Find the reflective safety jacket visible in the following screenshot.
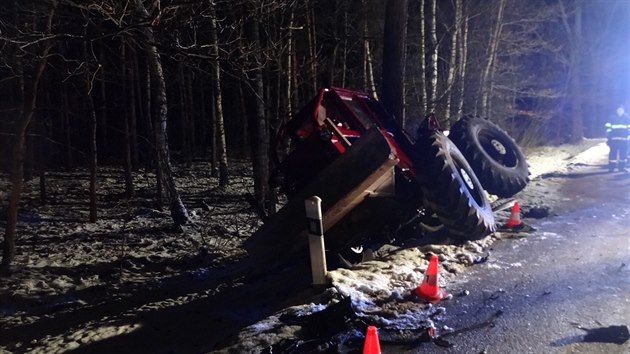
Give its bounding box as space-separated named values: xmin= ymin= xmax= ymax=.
xmin=605 ymin=113 xmax=630 ymax=141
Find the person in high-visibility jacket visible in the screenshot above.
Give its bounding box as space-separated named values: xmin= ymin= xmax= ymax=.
xmin=605 ymin=105 xmax=630 ymax=172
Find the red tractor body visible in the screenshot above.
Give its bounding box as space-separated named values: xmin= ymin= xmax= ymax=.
xmin=275 ymin=87 xmax=415 ymax=196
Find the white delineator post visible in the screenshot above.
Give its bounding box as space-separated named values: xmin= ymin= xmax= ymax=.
xmin=305 ymin=196 xmax=327 ymax=286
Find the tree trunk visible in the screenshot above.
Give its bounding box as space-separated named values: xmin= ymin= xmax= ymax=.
xmin=341 ymin=7 xmax=348 ymax=87
xmin=62 ymin=80 xmax=72 ymax=170
xmin=129 ymin=46 xmax=139 ymax=169
xmin=177 ymin=61 xmax=191 ymax=167
xmin=328 ymin=2 xmax=339 ymax=87
xmin=89 ymin=108 xmax=98 ymax=223
xmin=559 ymin=0 xmax=584 ymax=142
xmin=144 ymin=58 xmax=162 ymax=206
xmin=306 ymin=0 xmax=318 ymax=96
xmin=58 ymin=43 xmax=72 ymax=170
xmin=246 ymin=17 xmax=271 ymax=214
xmin=98 ymin=42 xmax=108 ymax=161
xmin=186 ymin=70 xmax=196 ymax=158
xmin=154 ymin=108 xmax=164 ymax=208
xmin=209 ymin=78 xmax=218 ymax=177
xmin=429 ymin=0 xmax=438 ymax=113
xmin=209 ymin=2 xmax=229 ymax=187
xmin=238 ymin=82 xmax=248 ymax=159
xmin=40 ymin=90 xmax=52 ymax=203
xmin=480 ymin=0 xmax=506 ymax=117
xmin=590 ymin=51 xmax=605 ymax=137
xmin=199 ymin=79 xmax=208 ymax=156
xmin=121 ymin=40 xmax=134 ymax=198
xmin=133 ymin=0 xmax=188 ymax=226
xmin=419 ymin=0 xmax=428 ymax=113
xmin=457 ymin=2 xmax=469 ymax=119
xmin=362 ymin=0 xmax=378 ymax=99
xmin=381 ymin=0 xmax=408 ymax=124
xmin=286 ymin=8 xmax=295 ymax=118
xmin=2 ymin=1 xmax=57 ymax=271
xmin=135 ymin=47 xmax=146 ymax=168
xmin=271 ymin=64 xmax=280 ymax=137
xmin=445 ymin=0 xmax=461 ymax=127
xmin=83 ymin=41 xmax=98 ymax=223
xmin=267 ymin=59 xmax=278 ymax=216
xmin=291 ymin=46 xmax=300 ymax=113
xmin=144 ymin=59 xmax=154 ymax=171
xmin=24 ymin=127 xmax=34 ymax=181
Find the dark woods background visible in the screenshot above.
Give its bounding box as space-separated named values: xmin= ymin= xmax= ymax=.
xmin=0 ymin=0 xmax=629 ymax=266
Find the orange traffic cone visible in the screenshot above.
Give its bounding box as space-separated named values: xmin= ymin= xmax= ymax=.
xmin=504 ymin=201 xmax=522 ymax=228
xmin=363 ymin=325 xmax=381 ymax=354
xmin=415 ymin=255 xmax=447 ymax=303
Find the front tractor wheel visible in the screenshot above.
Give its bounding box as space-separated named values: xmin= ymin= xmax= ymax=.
xmin=414 ymin=131 xmax=495 ymax=242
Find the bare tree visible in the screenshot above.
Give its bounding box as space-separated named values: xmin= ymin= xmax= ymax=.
xmin=286 ymin=7 xmax=296 ymax=117
xmin=61 ymin=73 xmax=72 ymax=170
xmin=480 ymin=0 xmax=506 ymax=117
xmin=362 ymin=0 xmax=378 ymax=99
xmin=381 ymin=0 xmax=408 ymax=124
xmin=98 ymin=41 xmax=109 ymax=160
xmin=445 ymin=0 xmax=462 ymax=126
xmin=82 ymin=37 xmax=99 ymax=223
xmin=245 ymin=11 xmax=271 ymax=215
xmin=132 ymin=0 xmax=189 ymax=226
xmin=144 ymin=60 xmax=164 ymax=207
xmin=209 ymin=2 xmax=229 ymax=187
xmin=429 ymin=0 xmax=438 ymax=113
xmin=177 ymin=61 xmax=192 ymax=167
xmin=2 ymin=1 xmax=58 ymax=272
xmin=558 ymin=0 xmax=584 ymax=142
xmin=129 ymin=45 xmax=140 ymax=169
xmin=306 ymin=0 xmax=318 ymax=97
xmin=418 ymin=0 xmax=428 ymax=113
xmin=121 ymin=39 xmax=134 ymax=198
xmin=456 ymin=0 xmax=469 ymax=119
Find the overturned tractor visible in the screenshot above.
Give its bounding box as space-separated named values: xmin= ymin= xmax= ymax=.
xmin=245 ymin=87 xmax=529 ymax=262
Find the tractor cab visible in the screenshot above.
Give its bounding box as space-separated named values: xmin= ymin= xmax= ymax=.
xmin=274 ymin=87 xmax=415 ymax=196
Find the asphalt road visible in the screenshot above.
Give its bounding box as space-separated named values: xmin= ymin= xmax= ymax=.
xmin=391 ymin=160 xmax=630 ymax=353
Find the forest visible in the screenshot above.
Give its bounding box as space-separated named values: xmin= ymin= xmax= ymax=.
xmin=0 ymin=0 xmax=629 ymax=271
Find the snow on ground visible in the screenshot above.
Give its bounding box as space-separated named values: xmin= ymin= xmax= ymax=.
xmin=215 ymin=138 xmax=609 ymax=353
xmin=524 ymin=138 xmax=607 ymax=178
xmin=0 ymin=139 xmax=608 ymax=354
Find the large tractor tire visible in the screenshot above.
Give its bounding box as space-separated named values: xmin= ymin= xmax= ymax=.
xmin=413 ymin=131 xmax=495 ymax=241
xmin=449 ymin=115 xmax=529 ymax=198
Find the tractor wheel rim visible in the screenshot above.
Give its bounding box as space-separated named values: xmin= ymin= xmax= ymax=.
xmin=490 ymin=139 xmax=507 ymax=155
xmin=460 ymin=168 xmax=475 ymax=190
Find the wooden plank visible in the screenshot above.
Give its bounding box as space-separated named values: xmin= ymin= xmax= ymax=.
xmin=244 ymin=128 xmax=397 ymax=262
xmin=321 ymin=160 xmax=397 ymax=230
